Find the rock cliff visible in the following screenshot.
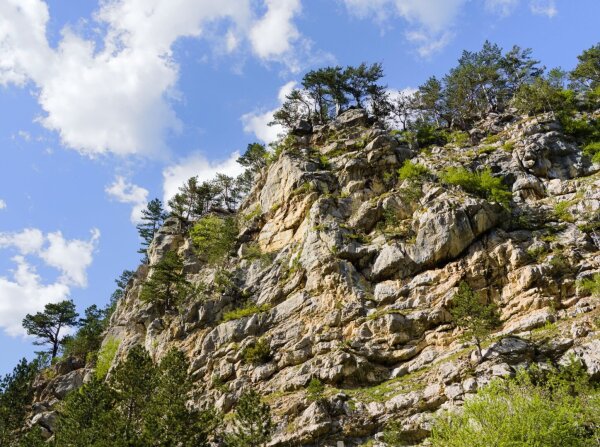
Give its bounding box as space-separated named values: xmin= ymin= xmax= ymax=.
xmin=32 ymin=108 xmax=600 ymax=445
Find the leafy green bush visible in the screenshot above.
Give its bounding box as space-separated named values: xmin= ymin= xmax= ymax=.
xmin=440 ymin=167 xmax=511 ymax=207
xmin=222 ymin=303 xmax=271 ymax=322
xmin=241 ymin=338 xmax=271 ymax=365
xmin=306 ymin=378 xmax=325 ymax=401
xmin=430 ymin=363 xmax=600 ymax=447
xmin=190 ymin=215 xmax=238 ymax=264
xmin=448 ymin=131 xmax=470 ymax=147
xmin=583 ymin=141 xmax=600 ymax=163
xmin=397 ymin=160 xmax=430 ymax=182
xmin=553 ymin=200 xmax=576 ymax=222
xmin=414 ymin=123 xmax=448 ymax=148
xmin=579 ymin=273 xmax=600 ymax=297
xmin=95 ymin=338 xmax=120 ymax=379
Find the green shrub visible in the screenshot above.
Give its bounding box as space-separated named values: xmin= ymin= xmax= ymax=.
xmin=440 ymin=167 xmax=511 ymax=207
xmin=553 ymin=200 xmax=576 ymax=223
xmin=430 ymin=365 xmax=600 ymax=447
xmin=95 ymin=338 xmax=120 ymax=379
xmin=482 ymin=134 xmax=501 ymax=144
xmin=306 ymin=378 xmax=325 ymax=401
xmin=242 ymin=338 xmax=271 ymax=365
xmin=413 ymin=123 xmax=447 ymax=148
xmin=583 ymin=141 xmax=600 ymax=163
xmin=397 ymin=160 xmax=430 ymax=182
xmin=579 ymin=273 xmax=600 ymax=297
xmin=242 ymin=206 xmax=262 ymax=223
xmin=190 ymin=215 xmax=238 ymax=264
xmin=559 ymin=114 xmax=600 ymax=142
xmin=448 ymin=131 xmax=470 ymax=147
xmin=222 ymin=302 xmax=271 ymax=322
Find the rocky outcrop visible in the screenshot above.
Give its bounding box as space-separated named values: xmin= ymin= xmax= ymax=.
xmin=30 ymin=109 xmax=600 ymax=445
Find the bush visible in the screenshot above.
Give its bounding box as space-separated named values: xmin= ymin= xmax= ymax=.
xmin=242 ymin=338 xmax=271 ymax=365
xmin=583 ymin=141 xmax=600 ymax=163
xmin=95 ymin=338 xmax=120 ymax=379
xmin=553 ymin=200 xmax=576 ymax=222
xmin=430 ymin=364 xmax=600 ymax=447
xmin=413 ymin=122 xmax=447 ymax=148
xmin=190 ymin=215 xmax=238 ymax=264
xmin=580 ymin=273 xmax=600 ymax=297
xmin=306 ymin=378 xmax=325 ymax=401
xmin=397 ymin=160 xmax=430 ymax=182
xmin=440 ymin=167 xmax=512 ymax=207
xmin=448 ymin=131 xmax=470 ymax=147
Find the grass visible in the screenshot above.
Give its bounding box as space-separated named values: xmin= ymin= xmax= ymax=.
xmin=398 ymin=160 xmax=430 ymax=182
xmin=579 ymin=273 xmax=600 ymax=297
xmin=553 ymin=200 xmax=576 ymax=223
xmin=344 ymin=367 xmax=429 ymax=403
xmin=241 ymin=337 xmax=271 ymax=364
xmin=95 ymin=337 xmax=120 ymax=379
xmin=222 ymin=303 xmax=271 ymax=322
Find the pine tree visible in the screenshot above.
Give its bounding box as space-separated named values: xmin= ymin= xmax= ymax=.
xmin=143 ymin=349 xmax=218 ymax=447
xmin=449 ymin=282 xmax=501 ymax=360
xmin=570 ymin=43 xmax=600 ymax=91
xmin=0 ymin=359 xmax=40 ymax=446
xmin=54 ymin=378 xmax=123 ymax=447
xmin=61 ymin=304 xmax=106 ymax=358
xmin=136 ymin=198 xmax=167 ymax=259
xmin=22 ymin=300 xmax=79 ymax=359
xmin=225 ymin=389 xmax=273 ymax=447
xmin=139 ymin=251 xmax=193 ymax=310
xmin=109 ymin=346 xmax=157 ymax=446
xmin=237 ymin=143 xmax=267 ymax=173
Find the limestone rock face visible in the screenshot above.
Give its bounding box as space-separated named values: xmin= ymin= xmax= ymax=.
xmin=30 ymin=109 xmax=600 ymax=445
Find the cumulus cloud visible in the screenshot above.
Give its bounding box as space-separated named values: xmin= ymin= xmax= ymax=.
xmin=249 ymin=0 xmax=302 ymax=60
xmin=530 ymin=0 xmax=557 ymax=18
xmin=241 ymin=81 xmax=297 ymax=144
xmin=0 ymin=228 xmax=99 ymax=336
xmin=340 ymin=0 xmax=466 ymax=56
xmin=0 ymin=199 xmax=6 ymax=210
xmin=0 ymin=0 xmax=305 ymax=157
xmin=162 ymin=152 xmax=245 ymax=205
xmin=105 ymin=176 xmax=150 ymax=224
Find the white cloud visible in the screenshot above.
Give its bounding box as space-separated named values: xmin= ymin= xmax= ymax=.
xmin=341 ymin=0 xmax=466 ymax=56
xmin=530 ymin=0 xmax=557 ymax=18
xmin=106 ymin=176 xmax=150 ymax=224
xmin=249 ymin=0 xmax=302 ymax=60
xmin=0 ymin=228 xmax=99 ymax=336
xmin=162 ymin=152 xmax=244 ymax=205
xmin=0 ymin=0 xmax=305 ymax=157
xmin=242 ymin=81 xmax=297 ymax=144
xmin=485 ymin=0 xmax=519 ymax=17
xmin=0 ymin=199 xmax=6 ymax=210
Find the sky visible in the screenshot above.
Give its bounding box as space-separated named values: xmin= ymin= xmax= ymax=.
xmin=0 ymin=0 xmax=598 ymax=374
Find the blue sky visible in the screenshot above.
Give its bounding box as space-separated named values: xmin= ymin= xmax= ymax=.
xmin=0 ymin=0 xmax=598 ymax=374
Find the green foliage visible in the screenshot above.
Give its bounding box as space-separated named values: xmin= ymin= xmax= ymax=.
xmin=22 ymin=300 xmax=79 ymax=359
xmin=570 ymin=43 xmax=600 ymax=92
xmin=430 ymin=364 xmax=600 ymax=447
xmin=0 ymin=358 xmax=40 ymax=447
xmin=448 ymin=130 xmax=470 ymax=147
xmin=237 ymin=143 xmax=267 ymax=173
xmin=190 ymin=215 xmax=238 ymax=265
xmin=553 ymin=200 xmax=576 ymax=223
xmin=306 ymin=378 xmax=325 ymax=401
xmin=397 ymin=160 xmax=430 ymax=182
xmin=54 ymin=377 xmax=121 ymax=447
xmin=440 ymin=166 xmax=512 ymax=207
xmin=136 ymin=198 xmax=167 ymax=259
xmin=56 ymin=346 xmax=217 ymax=447
xmin=95 ymin=337 xmax=120 ymax=379
xmin=512 ymin=69 xmax=575 ymax=115
xmin=579 ymin=273 xmax=600 ymax=297
xmin=140 ymin=250 xmax=194 ymax=310
xmin=413 ymin=122 xmax=447 ymax=148
xmin=449 ymin=282 xmax=501 ymax=359
xmin=242 ymin=338 xmax=272 ymax=365
xmin=143 ymin=349 xmax=218 ymax=447
xmin=224 ymin=389 xmax=273 ymax=447
xmin=242 ymin=206 xmax=262 ymax=224
xmin=241 ymin=243 xmax=273 ymax=267
xmin=559 ymin=114 xmax=600 ymax=143
xmin=223 ymin=303 xmax=271 ymax=322
xmin=583 ymin=141 xmax=600 ymax=164
xmin=62 ymin=305 xmax=106 ymax=360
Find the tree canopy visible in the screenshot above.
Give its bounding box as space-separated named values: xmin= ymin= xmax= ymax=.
xmin=22 ymin=300 xmax=79 ymax=359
